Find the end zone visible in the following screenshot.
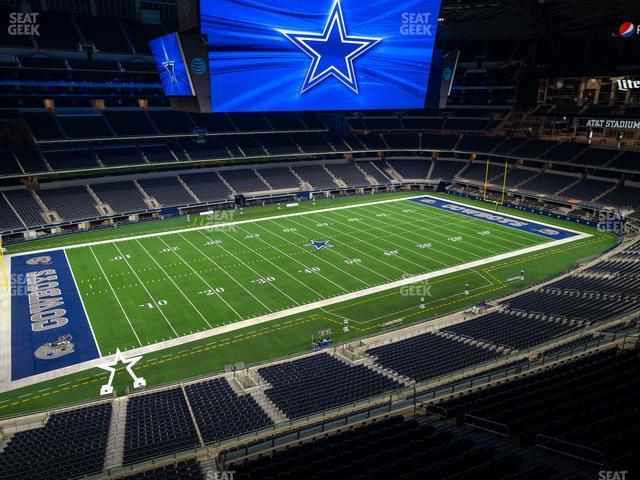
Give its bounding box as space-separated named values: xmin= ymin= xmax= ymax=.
xmin=8 ymin=250 xmax=100 ymax=381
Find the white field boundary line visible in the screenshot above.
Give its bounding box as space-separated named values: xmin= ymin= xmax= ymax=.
xmin=0 ymin=230 xmax=591 ymax=393
xmin=0 ymin=257 xmax=12 ymax=385
xmin=3 ymin=193 xmax=586 ymax=259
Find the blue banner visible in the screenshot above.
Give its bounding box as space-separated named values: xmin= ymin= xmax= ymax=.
xmin=410 ymin=196 xmax=581 ymax=240
xmin=10 ymin=250 xmax=100 ymax=380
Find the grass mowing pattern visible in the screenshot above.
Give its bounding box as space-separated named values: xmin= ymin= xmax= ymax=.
xmin=67 ymin=198 xmax=548 ymax=355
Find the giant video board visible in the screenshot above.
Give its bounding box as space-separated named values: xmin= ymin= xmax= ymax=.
xmin=200 ymin=0 xmax=442 ymax=112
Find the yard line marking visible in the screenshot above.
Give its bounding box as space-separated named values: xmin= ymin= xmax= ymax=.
xmin=112 ymin=242 xmax=179 ymax=338
xmin=197 ymin=229 xmax=300 ymax=305
xmin=176 ymin=233 xmax=273 ymax=312
xmin=252 ymin=221 xmax=368 ymax=289
xmin=153 ymin=236 xmax=243 ymax=321
xmin=328 ymin=208 xmax=458 ymax=268
xmin=64 ymin=250 xmax=103 ymax=357
xmin=7 ymin=195 xmax=428 ymax=258
xmin=228 ymin=225 xmax=328 ymax=298
xmin=136 ymin=239 xmax=213 ymax=330
xmin=284 ymin=216 xmax=397 ymax=281
xmin=2 ymin=229 xmax=592 ymax=393
xmin=88 ymin=247 xmax=143 ymax=348
xmin=383 ymin=202 xmax=534 ymax=249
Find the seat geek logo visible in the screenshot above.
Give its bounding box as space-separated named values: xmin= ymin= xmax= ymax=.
xmin=401 ymin=12 xmax=433 ymax=35
xmin=8 ymin=12 xmax=40 ymax=36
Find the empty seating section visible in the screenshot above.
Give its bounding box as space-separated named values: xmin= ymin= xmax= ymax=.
xmin=231 ymin=136 xmax=266 ymax=157
xmin=458 ymin=162 xmax=505 ymax=182
xmin=457 ymin=135 xmax=505 ymax=153
xmin=38 ymin=186 xmax=101 ymax=220
xmin=219 ymin=170 xmax=269 ymax=193
xmin=91 ymin=182 xmax=149 ymax=213
xmin=0 ymin=195 xmax=24 ymax=230
xmin=363 ymin=117 xmax=402 ymax=130
xmin=3 ymin=190 xmax=45 ymax=226
xmin=357 ymin=161 xmax=390 ymax=184
xmin=12 ymin=150 xmax=47 ymax=173
xmin=492 ymin=168 xmax=538 ymax=188
xmin=357 ymin=134 xmax=386 ymax=150
xmin=149 ymin=111 xmax=195 ymax=134
xmin=518 ymin=172 xmax=577 ymax=195
xmin=325 ymin=163 xmax=370 ymax=186
xmin=42 ymin=149 xmax=99 ymax=171
xmin=509 ymin=140 xmax=552 ymax=158
xmin=94 ymin=147 xmax=144 ymax=166
xmin=384 ymin=134 xmax=420 ymax=149
xmin=228 ymin=114 xmax=271 ymax=132
xmin=504 ymin=289 xmax=639 ymax=324
xmin=190 ymin=114 xmax=236 ymax=133
xmin=572 ymin=148 xmax=619 ymax=166
xmin=293 ymin=133 xmax=331 ymax=153
xmin=402 ymin=117 xmax=444 ymax=130
xmin=258 ymin=135 xmax=298 ymax=155
xmin=598 ymin=185 xmax=640 ymax=208
xmin=140 ymin=144 xmax=177 ymax=163
xmin=445 ymin=311 xmax=582 ymax=350
xmin=560 ymin=179 xmax=615 ymax=201
xmin=546 ymin=142 xmax=588 ymax=162
xmin=179 ymin=173 xmax=231 ymax=201
xmin=0 ymin=151 xmax=22 ymax=175
xmin=421 ymin=134 xmax=460 ymax=150
xmin=259 ymin=354 xmax=400 ymax=419
xmin=492 ymin=138 xmax=525 ymax=156
xmin=22 ymin=112 xmax=64 ymax=140
xmin=0 ymin=403 xmax=112 ymax=480
xmin=264 ymin=112 xmax=305 ymax=131
xmin=388 ymin=160 xmax=430 ymax=179
xmin=430 ymin=160 xmax=466 ymax=181
xmin=368 ymin=333 xmax=502 ymax=382
xmin=123 ymin=389 xmax=200 ymax=466
xmin=120 ymin=459 xmax=204 ymax=480
xmin=609 ymin=151 xmax=640 ymax=171
xmin=436 ymin=348 xmax=640 ymax=469
xmin=57 ymin=115 xmax=113 ymax=138
xmin=138 ymin=178 xmax=195 ymax=206
xmin=185 ymin=378 xmax=273 ymax=443
xmin=105 ymin=111 xmax=158 ymax=136
xmin=293 ymin=165 xmax=337 ymax=189
xmin=180 ymin=140 xmax=231 ymax=161
xmin=257 ymin=168 xmax=300 ymax=190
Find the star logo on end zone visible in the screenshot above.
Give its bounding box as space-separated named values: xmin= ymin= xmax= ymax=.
xmin=616 ymin=21 xmax=638 ymax=39
xmin=279 ymin=0 xmax=381 ymax=94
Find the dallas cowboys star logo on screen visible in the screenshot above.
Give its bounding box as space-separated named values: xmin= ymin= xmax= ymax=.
xmin=280 ymin=0 xmax=381 ymax=94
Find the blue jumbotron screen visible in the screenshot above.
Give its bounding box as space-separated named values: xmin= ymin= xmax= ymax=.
xmin=200 ymin=0 xmax=442 ymax=112
xmin=150 ymin=32 xmax=195 ymax=97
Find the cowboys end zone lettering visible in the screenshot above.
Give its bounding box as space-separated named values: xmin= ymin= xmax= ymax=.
xmin=11 ymin=250 xmax=99 ymax=380
xmin=201 ymin=0 xmax=442 ymax=111
xmin=410 ymin=197 xmax=580 ymax=240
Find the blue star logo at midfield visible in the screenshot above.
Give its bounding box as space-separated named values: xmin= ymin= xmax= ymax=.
xmin=280 ymin=0 xmax=382 ymax=94
xmin=307 ymin=240 xmax=334 ymax=250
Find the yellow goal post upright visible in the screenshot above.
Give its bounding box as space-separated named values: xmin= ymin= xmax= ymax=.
xmin=0 ymin=236 xmax=8 ymax=292
xmin=482 ymin=158 xmax=509 ymax=207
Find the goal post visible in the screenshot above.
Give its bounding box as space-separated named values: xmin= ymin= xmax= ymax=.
xmin=0 ymin=237 xmax=8 ymax=292
xmin=483 ymin=159 xmax=509 ymax=206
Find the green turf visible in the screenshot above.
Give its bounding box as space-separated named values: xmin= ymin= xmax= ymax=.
xmin=66 ymin=196 xmax=549 ymax=355
xmin=0 ymin=192 xmax=618 ymax=418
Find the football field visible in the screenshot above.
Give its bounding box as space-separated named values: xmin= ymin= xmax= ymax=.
xmin=6 ymin=193 xmax=590 ymax=385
